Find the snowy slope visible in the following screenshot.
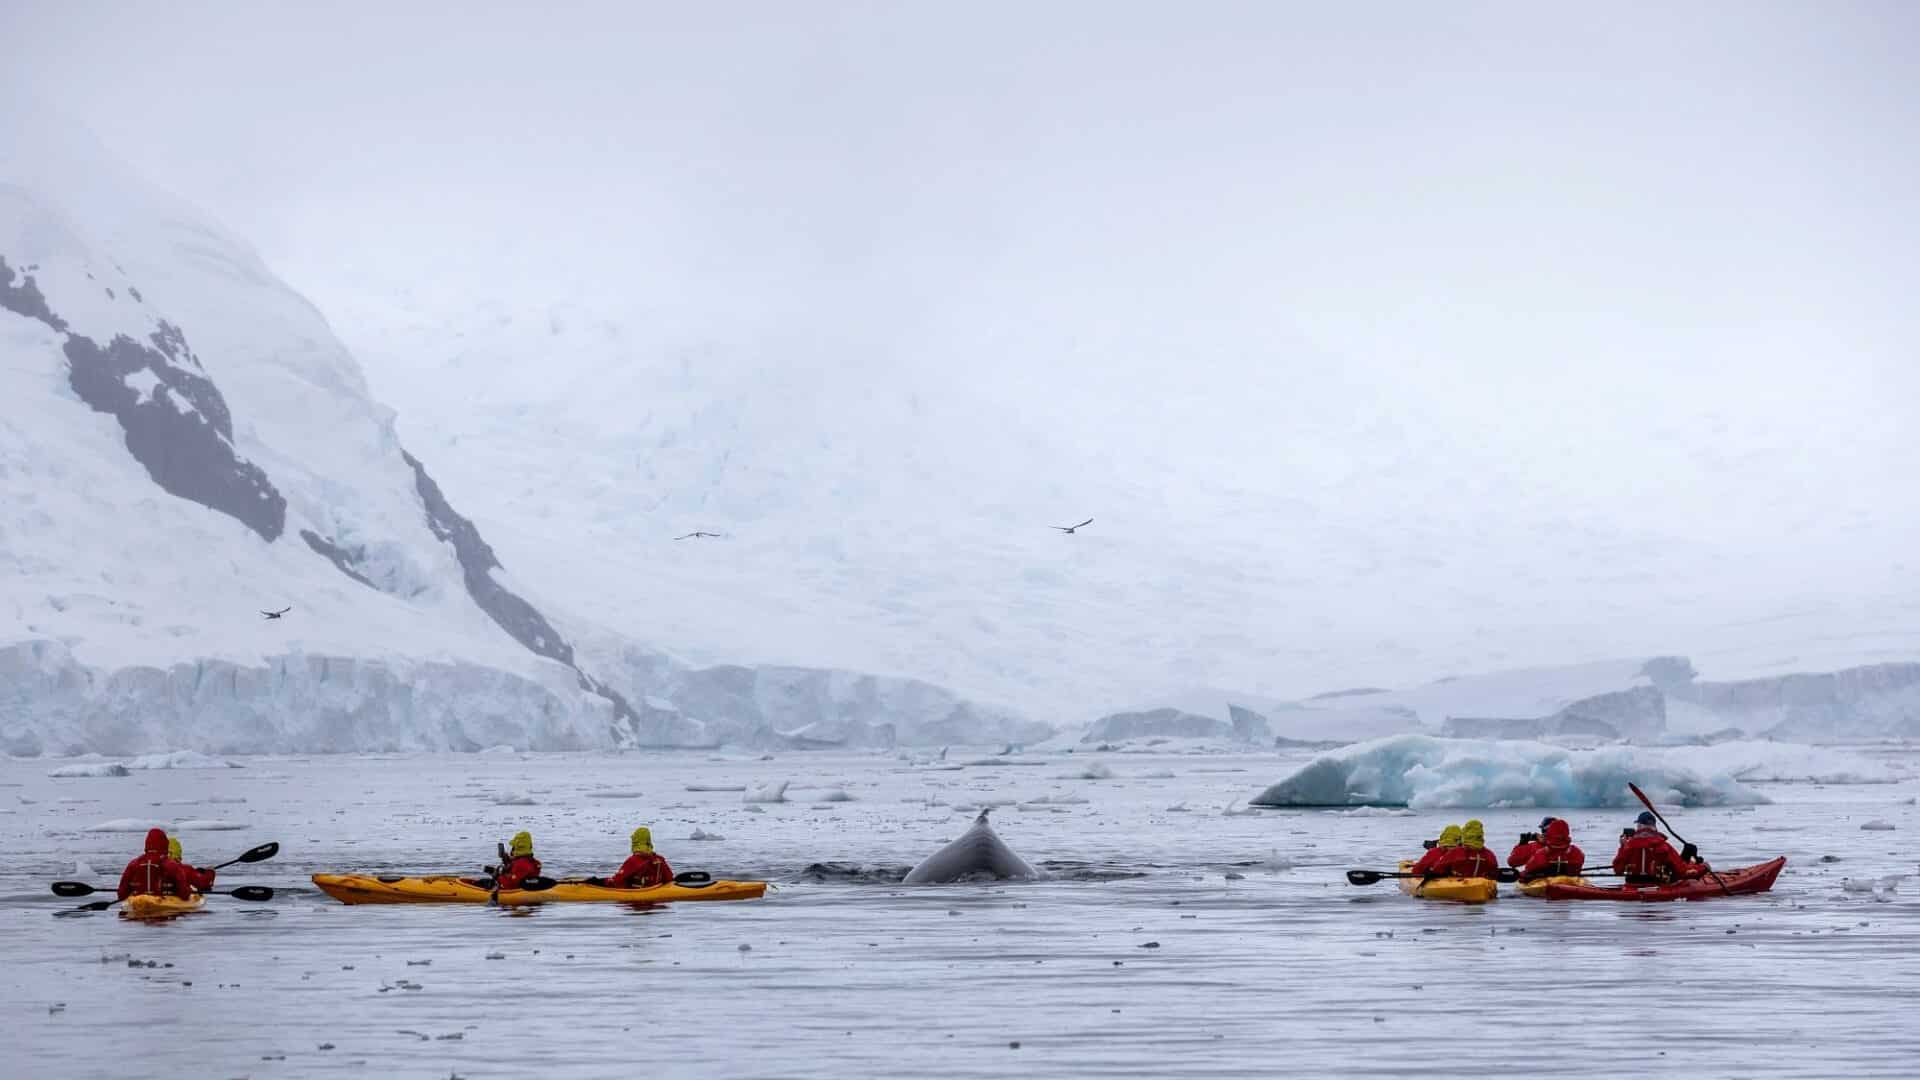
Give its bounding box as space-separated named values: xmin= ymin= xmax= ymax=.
xmin=299 ymin=270 xmax=1920 ymax=723
xmin=0 ymin=105 xmax=1038 ymax=755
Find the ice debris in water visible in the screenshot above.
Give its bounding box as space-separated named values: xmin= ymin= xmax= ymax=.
xmin=1220 ymin=800 xmax=1259 ymax=817
xmin=688 ymin=827 xmax=725 ymax=841
xmin=744 ymin=781 xmax=789 ymax=804
xmin=1251 ymin=734 xmax=1776 ymax=809
xmin=1860 ymin=820 xmax=1895 ymax=831
xmin=1332 ymin=806 xmax=1416 ymax=817
xmin=815 ymin=788 xmax=854 ymax=802
xmin=1071 ymin=763 xmax=1114 ymax=780
xmin=1260 ymin=849 xmax=1295 ymax=873
xmin=47 ymin=762 xmax=129 ymax=778
xmin=124 ymin=750 xmax=237 ymax=770
xmin=492 ymin=792 xmax=536 ymax=806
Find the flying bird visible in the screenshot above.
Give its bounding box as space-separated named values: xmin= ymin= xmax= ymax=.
xmin=675 ymin=531 xmax=724 ymax=540
xmin=1051 ymin=518 xmax=1094 ymax=535
xmin=260 ymin=606 xmax=291 ymax=620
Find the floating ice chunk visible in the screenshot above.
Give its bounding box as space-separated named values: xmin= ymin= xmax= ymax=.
xmin=1250 ymin=735 xmax=1769 ymax=809
xmin=1070 ymin=763 xmax=1113 ymax=780
xmin=1332 ymin=806 xmax=1417 ymax=817
xmin=48 ymin=762 xmax=129 ymax=778
xmin=476 ymin=745 xmax=518 ymax=755
xmin=688 ymin=827 xmax=725 ymax=841
xmin=1660 ymin=743 xmax=1902 ymax=784
xmin=685 ymin=784 xmax=747 ymax=792
xmin=586 ymin=791 xmax=644 ymax=799
xmin=1860 ymin=820 xmax=1896 ymax=831
xmin=744 ymin=782 xmax=789 ymax=804
xmin=1259 ymin=849 xmax=1295 ymax=872
xmin=815 ymin=788 xmax=854 ymax=802
xmin=124 ymin=751 xmax=237 ymax=770
xmin=82 ymin=818 xmax=155 ymax=832
xmin=492 ymin=792 xmax=537 ymax=806
xmin=1842 ymin=877 xmax=1879 ymax=893
xmin=1023 ymin=793 xmax=1089 ymax=806
xmin=171 ymin=820 xmax=246 ymax=831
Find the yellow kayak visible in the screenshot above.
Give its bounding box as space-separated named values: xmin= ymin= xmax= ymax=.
xmin=312 ymin=874 xmax=767 ymax=906
xmin=122 ymin=893 xmax=207 ymax=919
xmin=1517 ymin=874 xmax=1589 ymax=897
xmin=1396 ymin=860 xmax=1498 ymax=903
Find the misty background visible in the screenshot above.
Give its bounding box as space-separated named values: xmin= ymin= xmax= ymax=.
xmin=4 ymin=2 xmax=1916 ymax=717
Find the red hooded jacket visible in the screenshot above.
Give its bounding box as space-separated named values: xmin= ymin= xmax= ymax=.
xmin=1612 ymin=826 xmax=1692 ymax=882
xmin=1441 ymin=846 xmax=1501 ymax=879
xmin=1508 ymin=840 xmax=1543 ymax=868
xmin=1409 ymin=845 xmax=1451 ymax=876
xmin=495 ymin=854 xmax=542 ymax=890
xmin=608 ymin=851 xmax=673 ymax=889
xmin=118 ymin=829 xmax=198 ymax=900
xmin=1520 ymin=820 xmax=1585 ymax=880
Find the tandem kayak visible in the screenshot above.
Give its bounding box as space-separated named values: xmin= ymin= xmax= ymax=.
xmin=1542 ymin=857 xmax=1786 ymax=902
xmin=1396 ymin=861 xmax=1498 ymax=903
xmin=1516 ymin=874 xmax=1588 ymax=898
xmin=312 ymin=874 xmax=768 ymax=906
xmin=122 ymin=893 xmax=207 ymax=919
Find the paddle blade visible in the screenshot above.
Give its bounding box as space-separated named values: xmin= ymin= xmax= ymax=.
xmin=1495 ymin=867 xmax=1520 ymax=883
xmin=236 ymin=842 xmax=280 ymax=864
xmin=50 ymin=881 xmax=99 ymax=897
xmin=227 ymin=885 xmax=275 ymax=901
xmin=1627 ymin=782 xmax=1654 ymax=811
xmin=1345 ymin=870 xmax=1387 ymax=886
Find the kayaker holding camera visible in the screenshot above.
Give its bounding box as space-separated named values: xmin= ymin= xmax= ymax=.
xmin=1518 ymin=818 xmax=1585 ymax=882
xmin=1408 ymin=824 xmax=1461 ymax=876
xmin=1509 ymin=817 xmax=1557 ymax=869
xmin=1612 ymin=811 xmax=1706 ymax=884
xmin=485 ymin=831 xmax=543 ymax=890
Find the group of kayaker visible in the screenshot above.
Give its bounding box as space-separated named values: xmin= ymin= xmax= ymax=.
xmin=114 ymin=824 xmax=677 ymax=901
xmin=116 ymin=827 xmax=218 ymax=900
xmin=1411 ymin=812 xmax=1709 ymax=885
xmin=482 ymin=826 xmax=675 ymax=889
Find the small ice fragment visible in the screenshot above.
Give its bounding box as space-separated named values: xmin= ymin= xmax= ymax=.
xmin=1860 ymin=820 xmax=1895 ymax=831
xmin=688 ymin=827 xmax=725 ymax=841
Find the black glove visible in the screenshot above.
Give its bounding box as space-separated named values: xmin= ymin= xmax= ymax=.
xmin=483 ymin=865 xmax=499 ymax=877
xmin=1680 ymin=843 xmax=1699 ymax=863
xmin=1519 ymin=832 xmax=1539 ymax=845
xmin=1422 ymin=840 xmax=1437 ymax=850
xmin=1622 ymin=828 xmax=1636 ymax=839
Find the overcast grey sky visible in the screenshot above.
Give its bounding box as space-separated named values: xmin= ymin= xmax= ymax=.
xmin=4 ymin=2 xmax=1917 ymax=694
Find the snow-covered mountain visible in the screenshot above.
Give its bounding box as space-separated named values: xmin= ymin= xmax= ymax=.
xmin=0 ymin=106 xmax=1041 ymax=755
xmin=296 ymin=272 xmax=1920 ymax=723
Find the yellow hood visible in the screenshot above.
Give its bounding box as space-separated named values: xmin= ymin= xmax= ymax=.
xmin=167 ymin=837 xmax=183 ymax=861
xmin=630 ymin=826 xmax=654 ymax=854
xmin=1436 ymin=825 xmax=1462 ymax=847
xmin=1461 ymin=820 xmax=1486 ymax=849
xmin=509 ymin=831 xmax=534 ymax=857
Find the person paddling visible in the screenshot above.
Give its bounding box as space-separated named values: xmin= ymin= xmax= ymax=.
xmin=167 ymin=836 xmax=218 ymax=893
xmin=605 ymin=826 xmax=674 ymax=889
xmin=1509 ymin=817 xmax=1556 ymax=868
xmin=488 ymin=831 xmax=542 ymax=890
xmin=1519 ymin=818 xmax=1585 ymax=882
xmin=1612 ymin=811 xmax=1704 ymax=884
xmin=117 ymin=828 xmax=197 ymax=901
xmin=1409 ymin=824 xmax=1461 ymax=877
xmin=1442 ymin=819 xmax=1501 ymax=878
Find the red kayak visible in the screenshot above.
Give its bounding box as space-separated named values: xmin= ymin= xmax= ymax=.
xmin=1543 ymin=857 xmax=1786 ymax=902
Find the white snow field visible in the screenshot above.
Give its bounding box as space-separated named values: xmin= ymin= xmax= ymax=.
xmin=0 ymin=103 xmax=1041 ymax=756
xmin=2 ymin=748 xmax=1917 ymax=1078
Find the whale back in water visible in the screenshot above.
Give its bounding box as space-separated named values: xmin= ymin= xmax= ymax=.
xmin=903 ymin=809 xmax=1041 ymax=884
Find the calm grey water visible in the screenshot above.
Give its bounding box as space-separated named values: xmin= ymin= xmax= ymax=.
xmin=3 ymin=750 xmax=1916 ymax=1078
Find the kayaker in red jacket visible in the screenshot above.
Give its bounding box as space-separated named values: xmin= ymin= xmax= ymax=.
xmin=607 ymin=826 xmax=674 ymax=889
xmin=1519 ymin=818 xmax=1585 ymax=881
xmin=1410 ymin=824 xmax=1461 ymax=876
xmin=168 ymin=836 xmax=217 ymax=893
xmin=490 ymin=831 xmax=542 ymax=890
xmin=1508 ymin=817 xmax=1557 ymax=868
xmin=117 ymin=828 xmax=197 ymax=900
xmin=1442 ymin=819 xmax=1501 ymax=878
xmin=1612 ymin=812 xmax=1701 ymax=884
